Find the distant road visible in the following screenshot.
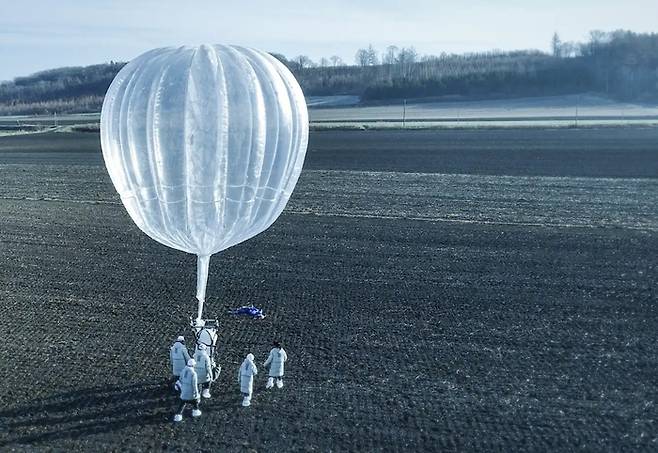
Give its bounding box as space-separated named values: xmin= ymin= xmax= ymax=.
xmin=0 ymin=113 xmax=100 ymax=127
xmin=3 ymin=95 xmax=658 ymax=131
xmin=309 ymin=94 xmax=658 ymax=122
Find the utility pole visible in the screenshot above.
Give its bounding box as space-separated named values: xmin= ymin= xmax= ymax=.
xmin=402 ymin=99 xmax=407 ymax=129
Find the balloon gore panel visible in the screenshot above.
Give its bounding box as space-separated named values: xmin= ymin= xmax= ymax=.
xmin=100 ymin=45 xmax=309 ymax=309
xmin=100 ymin=45 xmax=308 ymax=256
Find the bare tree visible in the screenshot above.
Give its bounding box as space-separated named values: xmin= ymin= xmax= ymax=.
xmin=329 ymin=55 xmax=344 ymax=67
xmin=560 ymin=41 xmax=579 ymax=58
xmin=383 ymin=45 xmax=399 ymax=65
xmin=355 ymin=48 xmax=370 ymax=67
xmin=397 ymin=47 xmax=418 ymax=65
xmin=395 ymin=47 xmax=418 ymax=78
xmin=366 ymin=44 xmax=379 ymax=65
xmin=319 ymin=57 xmax=330 ymax=67
xmin=355 ymin=45 xmax=379 ymax=66
xmin=583 ymin=30 xmax=609 ymax=56
xmin=293 ymin=55 xmax=314 ymax=70
xmin=551 ymin=32 xmax=562 ymax=57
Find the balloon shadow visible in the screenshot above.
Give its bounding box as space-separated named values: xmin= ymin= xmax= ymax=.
xmin=0 ymin=380 xmax=177 ymax=447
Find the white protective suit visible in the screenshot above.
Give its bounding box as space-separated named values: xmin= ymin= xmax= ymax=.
xmin=194 ymin=348 xmax=213 ymax=384
xmin=238 ymin=354 xmax=258 ymax=396
xmin=170 ymin=340 xmax=191 ymax=377
xmin=264 ymin=347 xmax=287 ymax=377
xmin=179 ymin=363 xmax=200 ymax=401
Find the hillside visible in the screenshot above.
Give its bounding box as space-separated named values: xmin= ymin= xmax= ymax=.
xmin=1 ymin=30 xmax=657 ymax=116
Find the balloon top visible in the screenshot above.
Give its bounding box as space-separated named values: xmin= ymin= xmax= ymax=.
xmin=100 ymin=44 xmax=309 ymax=320
xmin=101 ymin=44 xmax=308 ymax=256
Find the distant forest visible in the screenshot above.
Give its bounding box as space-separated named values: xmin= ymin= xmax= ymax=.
xmin=1 ymin=30 xmax=657 ymax=115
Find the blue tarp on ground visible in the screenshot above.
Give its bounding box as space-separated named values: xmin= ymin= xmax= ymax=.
xmin=229 ymin=305 xmax=265 ymax=319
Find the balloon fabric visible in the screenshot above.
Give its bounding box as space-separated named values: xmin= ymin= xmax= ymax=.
xmin=100 ymin=44 xmax=309 ymax=321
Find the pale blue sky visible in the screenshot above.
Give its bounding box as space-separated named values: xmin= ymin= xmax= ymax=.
xmin=0 ymin=0 xmax=656 ymax=81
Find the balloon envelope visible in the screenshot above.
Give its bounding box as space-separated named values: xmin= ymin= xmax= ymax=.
xmin=100 ymin=45 xmax=308 ymax=317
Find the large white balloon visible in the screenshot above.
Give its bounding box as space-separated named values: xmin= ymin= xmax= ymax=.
xmin=100 ymin=45 xmax=308 ymax=321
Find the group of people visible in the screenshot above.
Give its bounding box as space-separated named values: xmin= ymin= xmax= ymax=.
xmin=169 ymin=336 xmax=288 ymax=422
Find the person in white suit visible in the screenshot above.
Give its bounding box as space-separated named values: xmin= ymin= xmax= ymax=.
xmin=238 ymin=353 xmax=258 ymax=407
xmin=170 ymin=336 xmax=190 ymax=391
xmin=194 ymin=344 xmax=214 ymax=399
xmin=173 ymin=359 xmax=202 ymax=422
xmin=264 ymin=341 xmax=288 ymax=389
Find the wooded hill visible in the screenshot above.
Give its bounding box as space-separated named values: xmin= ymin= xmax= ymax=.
xmin=1 ymin=30 xmax=656 ymax=115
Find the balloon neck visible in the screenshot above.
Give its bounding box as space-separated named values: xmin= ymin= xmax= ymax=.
xmin=196 ymin=296 xmax=205 ymax=324
xmin=195 ymin=254 xmax=211 ymax=320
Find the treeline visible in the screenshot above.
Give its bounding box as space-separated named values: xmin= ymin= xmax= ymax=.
xmin=0 ymin=62 xmax=125 ymax=115
xmin=1 ymin=30 xmax=656 ymax=115
xmin=577 ymin=30 xmax=658 ymax=99
xmin=276 ymin=30 xmax=658 ymax=102
xmin=281 ymin=50 xmax=594 ymax=100
xmin=0 ymin=96 xmax=105 ymax=116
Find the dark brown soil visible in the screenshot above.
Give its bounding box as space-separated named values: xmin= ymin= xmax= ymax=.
xmin=0 ymin=129 xmax=656 ymax=452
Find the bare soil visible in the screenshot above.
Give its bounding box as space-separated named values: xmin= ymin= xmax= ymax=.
xmin=0 ymin=129 xmax=656 ymax=452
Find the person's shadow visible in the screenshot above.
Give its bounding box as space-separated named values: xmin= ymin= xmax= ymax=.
xmin=0 ymin=380 xmax=176 ymax=447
